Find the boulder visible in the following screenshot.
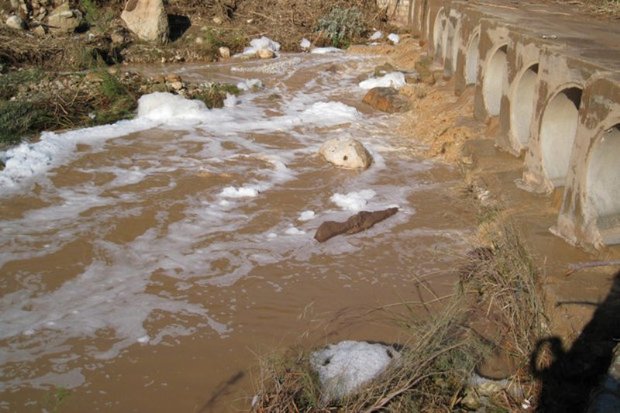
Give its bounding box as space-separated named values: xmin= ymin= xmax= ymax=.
xmin=314 ymin=207 xmax=398 ymax=243
xmin=121 ymin=0 xmax=169 ymax=44
xmin=47 ymin=2 xmax=82 ymax=33
xmin=310 ymin=341 xmax=400 ymax=403
xmin=5 ymin=15 xmax=25 ymax=30
xmin=362 ymin=87 xmax=409 ymax=113
xmin=319 ymin=138 xmax=372 ymax=170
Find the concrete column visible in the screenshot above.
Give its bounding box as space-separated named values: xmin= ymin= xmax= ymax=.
xmin=552 ymin=73 xmax=620 ymax=248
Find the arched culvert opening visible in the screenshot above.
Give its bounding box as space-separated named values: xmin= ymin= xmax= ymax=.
xmin=540 ymin=87 xmax=582 ymax=185
xmin=441 ymin=20 xmax=452 ymax=63
xmin=450 ymin=21 xmax=461 ymax=73
xmin=482 ymin=45 xmax=508 ymax=116
xmin=586 ymin=124 xmax=620 ymax=232
xmin=511 ymin=64 xmax=538 ymax=147
xmin=433 ymin=9 xmax=446 ymax=60
xmin=465 ymin=32 xmax=480 ymax=85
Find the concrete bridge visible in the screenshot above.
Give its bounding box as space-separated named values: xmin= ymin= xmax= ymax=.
xmin=378 ymin=0 xmax=620 ymax=249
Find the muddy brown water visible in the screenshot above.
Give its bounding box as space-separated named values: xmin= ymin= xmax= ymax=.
xmin=0 ymin=53 xmax=477 ymax=412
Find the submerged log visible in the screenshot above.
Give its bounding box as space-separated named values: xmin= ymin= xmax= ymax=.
xmin=314 ymin=207 xmax=398 ymax=243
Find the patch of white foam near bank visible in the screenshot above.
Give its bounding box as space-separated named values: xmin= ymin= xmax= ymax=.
xmin=369 ymin=31 xmax=382 ymax=40
xmin=0 ymin=93 xmax=213 ymax=192
xmin=331 ymin=190 xmax=376 ymax=211
xmin=359 ymin=72 xmax=406 ymax=90
xmin=310 ymin=341 xmax=399 ymax=402
xmin=240 ymin=36 xmax=281 ymax=56
xmin=388 ymin=33 xmax=400 ymax=44
xmin=311 ymin=47 xmax=343 ymax=54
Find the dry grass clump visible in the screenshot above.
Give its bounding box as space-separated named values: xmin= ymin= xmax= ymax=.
xmin=465 ymin=215 xmax=546 ymax=362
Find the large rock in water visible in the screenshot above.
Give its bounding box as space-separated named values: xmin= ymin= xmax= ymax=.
xmin=362 ymin=87 xmax=409 ymax=113
xmin=314 ymin=207 xmax=398 ymax=243
xmin=319 ymin=138 xmax=372 ymax=170
xmin=121 ymin=0 xmax=169 ymax=44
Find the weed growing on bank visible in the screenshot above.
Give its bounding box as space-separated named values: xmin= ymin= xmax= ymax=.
xmin=317 ymin=7 xmax=365 ymax=48
xmin=192 ymin=82 xmax=240 ymax=109
xmin=0 ymin=70 xmax=137 ymax=145
xmin=252 ymin=205 xmax=546 ymax=412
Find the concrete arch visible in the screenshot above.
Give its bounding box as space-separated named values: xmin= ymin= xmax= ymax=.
xmin=482 ymin=45 xmax=508 ymax=116
xmin=585 ymin=123 xmax=620 ymax=229
xmin=465 ymin=29 xmax=480 ymax=85
xmin=449 ymin=19 xmax=461 ymax=74
xmin=540 ymin=86 xmax=583 ymax=186
xmin=510 ymin=63 xmax=539 ymax=148
xmin=433 ymin=8 xmax=446 ymax=60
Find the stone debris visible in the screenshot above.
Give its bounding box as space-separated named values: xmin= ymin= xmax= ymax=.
xmin=362 ymin=87 xmax=410 ymax=113
xmin=5 ymin=15 xmax=26 ymax=30
xmin=314 ymin=208 xmax=398 ymax=243
xmin=319 ymin=138 xmax=372 ymax=170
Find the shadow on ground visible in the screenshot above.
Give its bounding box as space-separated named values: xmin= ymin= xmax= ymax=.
xmin=531 ymin=270 xmax=620 ymax=412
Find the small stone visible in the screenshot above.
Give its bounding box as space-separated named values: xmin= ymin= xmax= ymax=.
xmin=257 ymin=49 xmax=274 ymax=59
xmin=212 ymin=16 xmax=222 ymax=25
xmin=6 ymin=15 xmax=26 ymax=30
xmin=165 ymin=73 xmax=181 ymax=83
xmin=246 ymin=18 xmax=253 ymax=24
xmin=32 ymin=25 xmax=46 ymax=36
xmin=218 ymin=46 xmax=230 ymax=59
xmin=110 ymin=29 xmax=126 ymax=45
xmin=169 ymin=81 xmax=183 ymax=91
xmin=194 ymin=36 xmax=203 ymax=44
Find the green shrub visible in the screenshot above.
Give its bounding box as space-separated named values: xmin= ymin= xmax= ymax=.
xmin=0 ymin=69 xmax=43 ymax=100
xmin=317 ymin=7 xmax=365 ymax=48
xmin=0 ymin=100 xmax=51 ymax=144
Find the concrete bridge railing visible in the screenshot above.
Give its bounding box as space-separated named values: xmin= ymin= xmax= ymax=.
xmin=377 ymin=0 xmax=620 ymax=249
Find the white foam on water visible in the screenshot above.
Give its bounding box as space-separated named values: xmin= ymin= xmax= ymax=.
xmin=220 ymin=186 xmax=260 ymax=198
xmin=240 ymin=36 xmax=281 ymax=56
xmin=298 ymin=210 xmax=315 ymax=221
xmin=236 ymin=78 xmax=263 ymax=91
xmin=311 ymin=341 xmax=398 ymax=401
xmin=359 ymin=72 xmax=406 ymax=90
xmin=311 ymin=47 xmax=343 ymax=54
xmin=285 ymin=227 xmax=305 ymax=235
xmin=387 ymin=33 xmax=400 ymax=44
xmin=330 ymin=190 xmax=376 ymax=211
xmin=369 ymin=31 xmax=383 ymax=40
